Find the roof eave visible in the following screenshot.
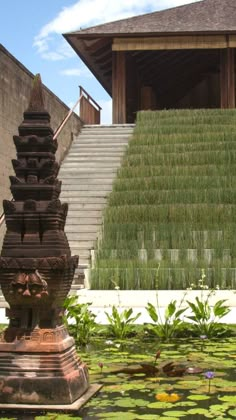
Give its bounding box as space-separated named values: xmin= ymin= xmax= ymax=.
xmin=65 ymin=29 xmax=236 ymax=38
xmin=63 ymin=33 xmax=112 ymax=96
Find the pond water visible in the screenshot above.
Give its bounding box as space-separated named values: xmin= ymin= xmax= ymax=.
xmin=0 ymin=337 xmax=236 ymax=419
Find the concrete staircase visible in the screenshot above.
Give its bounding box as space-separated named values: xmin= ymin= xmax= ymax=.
xmin=59 ymin=124 xmax=134 ymax=287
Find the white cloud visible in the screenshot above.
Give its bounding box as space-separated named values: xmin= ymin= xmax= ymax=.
xmin=60 ymin=67 xmax=92 ymax=77
xmin=34 ymin=0 xmax=201 ymax=60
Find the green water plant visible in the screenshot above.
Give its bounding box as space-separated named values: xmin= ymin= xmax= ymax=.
xmin=63 ymin=295 xmax=97 ymax=346
xmin=105 ymin=305 xmax=141 ymax=340
xmin=185 ymin=269 xmax=231 ymax=338
xmin=145 ymin=299 xmax=187 ymax=340
xmin=186 ymin=295 xmax=230 ymax=338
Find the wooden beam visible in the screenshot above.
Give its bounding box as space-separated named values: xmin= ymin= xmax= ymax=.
xmin=220 ymin=48 xmax=235 ymax=108
xmin=113 ymin=35 xmax=227 ymax=51
xmin=229 ymin=35 xmax=236 ymax=48
xmin=112 ymin=51 xmax=126 ymax=124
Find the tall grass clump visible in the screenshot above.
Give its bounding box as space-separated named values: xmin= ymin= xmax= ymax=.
xmin=90 ymin=109 xmax=236 ymax=290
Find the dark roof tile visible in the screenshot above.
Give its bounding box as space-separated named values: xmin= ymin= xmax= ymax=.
xmin=67 ymin=0 xmax=236 ymax=36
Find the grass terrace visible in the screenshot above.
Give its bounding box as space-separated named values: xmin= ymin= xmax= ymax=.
xmin=90 ymin=109 xmax=236 ymax=290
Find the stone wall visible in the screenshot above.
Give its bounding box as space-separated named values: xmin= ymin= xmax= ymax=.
xmin=0 ymin=44 xmax=82 ymax=219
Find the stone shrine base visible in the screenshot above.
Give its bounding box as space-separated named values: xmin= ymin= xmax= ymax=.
xmin=0 ymin=326 xmax=90 ymax=405
xmin=0 ymin=384 xmax=102 ymax=415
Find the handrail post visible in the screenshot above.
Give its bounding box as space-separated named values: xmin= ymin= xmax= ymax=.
xmin=79 ymin=85 xmax=102 ymax=124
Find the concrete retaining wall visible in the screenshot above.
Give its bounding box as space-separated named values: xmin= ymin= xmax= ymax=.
xmin=75 ymin=289 xmax=236 ymax=324
xmin=0 ymin=290 xmax=235 ymax=325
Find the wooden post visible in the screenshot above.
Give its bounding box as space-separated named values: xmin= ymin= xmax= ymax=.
xmin=220 ymin=48 xmax=235 ymax=108
xmin=126 ymin=54 xmax=139 ymax=123
xmin=112 ymin=51 xmax=126 ymax=123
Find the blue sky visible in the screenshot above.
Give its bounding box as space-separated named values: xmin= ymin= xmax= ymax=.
xmin=1 ymin=0 xmax=200 ymax=123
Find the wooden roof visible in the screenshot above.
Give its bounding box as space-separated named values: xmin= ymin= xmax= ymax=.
xmin=64 ymin=0 xmax=236 ymax=95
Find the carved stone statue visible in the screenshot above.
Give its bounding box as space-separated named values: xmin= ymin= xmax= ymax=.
xmin=0 ymin=74 xmax=89 ymax=405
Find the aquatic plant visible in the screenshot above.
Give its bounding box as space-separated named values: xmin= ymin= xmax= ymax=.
xmin=145 ymin=297 xmax=187 ymax=340
xmin=63 ymin=295 xmax=97 ymax=346
xmin=105 ymin=305 xmax=141 ymax=340
xmin=186 ymin=296 xmax=230 ymax=338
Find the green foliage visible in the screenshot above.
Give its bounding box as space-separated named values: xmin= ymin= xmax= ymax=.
xmin=145 ymin=300 xmax=187 ymax=340
xmin=63 ymin=295 xmax=97 ymax=346
xmin=91 ymin=109 xmax=236 ymax=289
xmin=105 ymin=305 xmax=141 ymax=340
xmin=186 ymin=296 xmax=231 ymax=338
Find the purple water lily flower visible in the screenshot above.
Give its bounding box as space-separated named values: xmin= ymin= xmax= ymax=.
xmin=204 ymin=371 xmax=215 ymax=393
xmin=200 ymin=335 xmax=207 ymax=340
xmin=204 ymin=371 xmax=215 ymax=379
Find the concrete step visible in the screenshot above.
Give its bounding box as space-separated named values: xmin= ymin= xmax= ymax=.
xmin=60 ymin=173 xmax=116 ymax=179
xmin=70 ymin=145 xmax=127 ymax=151
xmin=66 ymin=203 xmax=106 ymax=210
xmin=65 ymin=224 xmax=100 ymax=233
xmin=60 ymin=167 xmax=117 ymax=173
xmin=67 ymin=210 xmax=103 ymax=218
xmin=83 ymin=123 xmax=135 ymax=128
xmin=62 ymin=197 xmax=107 ymax=204
xmin=59 ymin=123 xmax=134 ymax=288
xmin=63 ymin=156 xmax=122 ymax=162
xmin=61 ymin=184 xmax=112 ymax=191
xmin=70 ymin=241 xmax=95 ymax=250
xmin=62 ymin=178 xmax=113 ymax=185
xmin=76 ymin=135 xmax=132 ymax=140
xmin=67 ymin=232 xmax=98 ymax=240
xmin=72 ymin=138 xmax=130 ymax=144
xmin=66 ymin=152 xmax=125 ymax=158
xmin=61 ymin=191 xmax=109 ymax=197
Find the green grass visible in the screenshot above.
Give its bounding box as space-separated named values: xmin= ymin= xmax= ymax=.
xmin=90 ymin=109 xmax=236 ymax=290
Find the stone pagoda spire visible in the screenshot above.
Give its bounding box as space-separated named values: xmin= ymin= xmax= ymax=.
xmin=0 ymin=75 xmax=89 ymax=405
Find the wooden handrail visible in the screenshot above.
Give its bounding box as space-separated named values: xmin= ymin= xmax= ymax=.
xmin=53 ymin=94 xmax=83 ymax=140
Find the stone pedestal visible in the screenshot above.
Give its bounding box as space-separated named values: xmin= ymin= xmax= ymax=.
xmin=0 ymin=326 xmax=89 ymax=404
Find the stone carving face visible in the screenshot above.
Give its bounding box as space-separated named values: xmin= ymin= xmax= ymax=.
xmin=10 ymin=270 xmax=48 ymax=300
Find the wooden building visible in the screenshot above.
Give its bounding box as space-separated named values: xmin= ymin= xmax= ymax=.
xmin=64 ymin=0 xmax=236 ymax=123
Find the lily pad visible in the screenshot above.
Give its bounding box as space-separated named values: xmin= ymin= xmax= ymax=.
xmin=188 ymin=394 xmax=210 ymax=400
xmin=228 ymin=409 xmax=236 ymax=416
xmin=97 ymin=412 xmax=138 ymax=419
xmin=162 ymin=410 xmax=187 ymax=417
xmin=114 ymin=398 xmax=137 ymax=408
xmin=218 ymin=395 xmax=236 ymax=403
xmin=136 ymin=416 xmax=161 ymax=419
xmin=148 ymin=401 xmax=174 ymax=409
xmin=175 ymin=380 xmax=201 ymax=390
xmin=175 ymin=401 xmax=197 ymax=407
xmin=188 ymin=408 xmax=209 ymax=415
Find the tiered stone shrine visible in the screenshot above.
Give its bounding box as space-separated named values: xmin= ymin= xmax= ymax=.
xmin=0 ymin=75 xmax=89 ymax=405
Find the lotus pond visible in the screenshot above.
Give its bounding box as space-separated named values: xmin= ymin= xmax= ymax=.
xmin=1 ymin=337 xmax=236 ymax=420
